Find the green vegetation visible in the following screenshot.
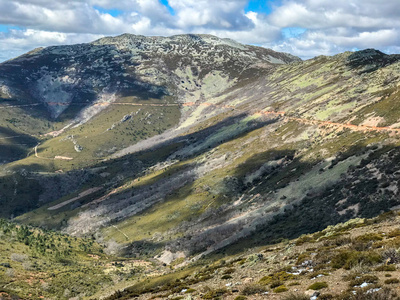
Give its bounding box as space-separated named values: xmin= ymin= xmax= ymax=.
xmin=331 ymin=250 xmax=382 ymax=269
xmin=2 ymin=37 xmax=400 ymax=300
xmin=355 ymin=233 xmax=384 ymax=242
xmin=273 ymin=285 xmax=288 ymax=293
xmin=283 ymin=294 xmax=309 ymax=300
xmin=385 ymin=278 xmax=400 ymax=284
xmin=308 ymin=282 xmax=328 ymax=290
xmin=202 ymin=288 xmax=228 ymax=299
xmin=348 ymin=275 xmax=379 ymax=287
xmin=0 ymin=219 xmax=119 ymax=299
xmin=259 ymin=271 xmax=296 ymax=285
xmin=241 ymin=284 xmax=268 ymax=295
xmin=376 ymin=265 xmax=396 ymax=271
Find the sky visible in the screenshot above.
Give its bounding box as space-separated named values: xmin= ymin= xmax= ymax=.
xmin=0 ymin=0 xmax=400 ymax=62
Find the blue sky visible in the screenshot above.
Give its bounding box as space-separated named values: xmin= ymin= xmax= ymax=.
xmin=245 ymin=0 xmax=274 ymax=14
xmin=159 ymin=0 xmax=176 ymax=15
xmin=0 ymin=0 xmax=399 ymax=62
xmin=93 ymin=7 xmax=123 ymax=17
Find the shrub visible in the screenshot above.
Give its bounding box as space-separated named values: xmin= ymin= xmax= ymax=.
xmin=273 ymin=285 xmax=288 ymax=293
xmin=314 ymin=250 xmax=333 ymax=265
xmin=296 ymin=253 xmax=310 ymax=264
xmin=202 ymin=288 xmax=228 ymax=299
xmin=259 ymin=271 xmax=295 ymax=285
xmin=223 ymin=268 xmax=236 ymax=275
xmin=376 ymin=264 xmax=396 ymax=271
xmin=382 ymin=249 xmax=400 ymax=264
xmin=10 ymin=253 xmax=27 ymax=262
xmin=349 ymin=275 xmax=379 ymax=287
xmin=331 ymin=251 xmax=382 ymax=269
xmin=282 ymin=293 xmax=308 ymax=300
xmin=323 ymin=236 xmax=352 ymax=247
xmin=319 ymin=294 xmax=334 ymax=300
xmin=385 ymin=278 xmax=400 ymax=284
xmin=381 ymin=236 xmax=400 ymax=248
xmin=355 ymin=233 xmax=383 ymax=242
xmin=270 ymin=281 xmax=283 ymax=288
xmin=308 ymin=282 xmax=328 ymax=290
xmin=296 ymin=235 xmax=315 ymax=245
xmin=280 ymin=266 xmax=294 ymax=272
xmin=234 ymin=296 xmax=247 ymax=300
xmin=241 ymin=284 xmax=268 ymax=295
xmin=387 ymin=228 xmax=400 ymax=238
xmin=313 ymin=263 xmax=329 ymax=271
xmin=185 ymin=288 xmax=196 ymax=293
xmin=308 ymin=271 xmax=329 ymax=279
xmin=221 ymin=275 xmax=232 ymax=280
xmin=5 ymin=268 xmax=15 ymax=277
xmin=351 ymin=241 xmax=373 ymax=251
xmin=22 ymin=261 xmax=33 ymax=271
xmin=336 ymin=287 xmax=399 ymax=300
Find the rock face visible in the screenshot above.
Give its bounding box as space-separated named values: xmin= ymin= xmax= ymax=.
xmin=0 ymin=33 xmax=300 ymax=119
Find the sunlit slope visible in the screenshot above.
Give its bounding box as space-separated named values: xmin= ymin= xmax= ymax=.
xmin=0 ymin=34 xmax=295 ymax=168
xmin=3 ymin=38 xmax=400 ymax=263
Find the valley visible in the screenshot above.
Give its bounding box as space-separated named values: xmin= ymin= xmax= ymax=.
xmin=1 ymin=34 xmax=400 ymax=299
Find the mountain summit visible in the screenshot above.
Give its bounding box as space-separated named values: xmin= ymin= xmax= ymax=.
xmin=0 ymin=33 xmax=299 ymax=119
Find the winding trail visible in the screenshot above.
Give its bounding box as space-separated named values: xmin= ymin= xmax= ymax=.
xmin=3 ymin=100 xmax=400 ymax=161
xmin=283 ymin=114 xmax=400 ymax=134
xmin=0 ymin=103 xmax=42 ymax=109
xmin=34 ymin=144 xmax=52 ymax=160
xmin=34 ymin=144 xmax=73 ymax=161
xmin=183 ymin=102 xmax=400 ymax=134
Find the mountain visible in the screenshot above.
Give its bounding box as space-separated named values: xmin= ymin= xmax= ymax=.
xmin=0 ymin=34 xmax=298 ymax=164
xmin=1 ymin=34 xmax=400 ymax=299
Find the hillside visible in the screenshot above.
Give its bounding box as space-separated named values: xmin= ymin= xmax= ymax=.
xmin=0 ymin=33 xmax=297 ymax=164
xmin=1 ymin=34 xmax=400 ymax=298
xmin=0 ymin=218 xmax=168 ymax=299
xmin=104 ymin=211 xmax=400 ymax=300
xmin=3 ymin=211 xmax=400 ymax=299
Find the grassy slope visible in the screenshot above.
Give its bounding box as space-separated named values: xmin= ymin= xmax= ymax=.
xmin=0 ymin=219 xmax=176 ymax=300
xmin=14 ymin=85 xmax=400 ymax=259
xmin=2 ymin=51 xmax=400 ymax=294
xmin=103 ymin=211 xmax=400 ymax=300
xmin=96 ymin=52 xmax=400 ymax=257
xmin=3 ymin=100 xmax=180 ymax=173
xmin=5 ymin=211 xmax=400 ymax=299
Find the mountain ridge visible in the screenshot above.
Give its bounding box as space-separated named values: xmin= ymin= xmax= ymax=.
xmin=2 ymin=33 xmax=400 ymax=298
xmin=1 ymin=34 xmax=400 ymax=272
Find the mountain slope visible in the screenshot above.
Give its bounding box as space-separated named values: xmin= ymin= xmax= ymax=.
xmin=4 ymin=209 xmax=400 ymax=299
xmin=0 ymin=34 xmax=298 ymax=168
xmin=1 ymin=36 xmax=400 ymax=279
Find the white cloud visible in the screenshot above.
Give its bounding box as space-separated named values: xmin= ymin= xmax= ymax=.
xmin=0 ymin=29 xmax=103 ymax=62
xmin=169 ymin=0 xmax=253 ymax=30
xmin=265 ymin=0 xmax=400 ymax=58
xmin=0 ymin=1 xmax=131 ymax=34
xmin=208 ymin=12 xmax=281 ymax=45
xmin=269 ymin=0 xmax=400 ymax=30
